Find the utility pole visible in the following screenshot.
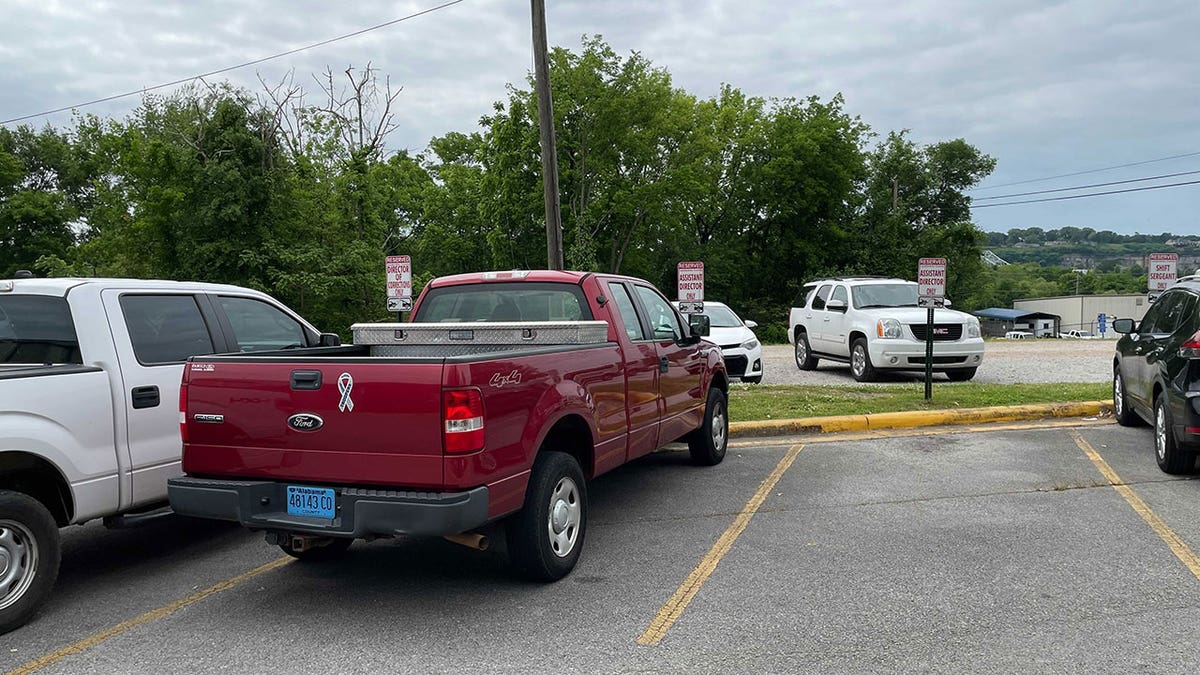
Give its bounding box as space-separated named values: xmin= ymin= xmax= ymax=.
xmin=531 ymin=0 xmax=564 ymax=270
xmin=891 ymin=177 xmax=899 ymax=212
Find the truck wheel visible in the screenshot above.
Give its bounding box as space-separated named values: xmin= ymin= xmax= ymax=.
xmin=946 ymin=368 xmax=977 ymax=382
xmin=794 ymin=332 xmax=818 ymax=370
xmin=688 ymin=387 xmax=728 ymax=466
xmin=0 ymin=491 xmax=61 ymax=635
xmin=850 ymin=339 xmax=877 ymax=382
xmin=506 ymin=451 xmax=586 ymax=581
xmin=277 ymin=536 xmax=353 ymax=562
xmin=1155 ymin=396 xmax=1196 ymax=475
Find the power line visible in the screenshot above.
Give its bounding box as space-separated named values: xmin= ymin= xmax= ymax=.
xmin=972 ymin=169 xmax=1200 ymax=201
xmin=969 ymin=150 xmax=1200 ymax=191
xmin=0 ymin=0 xmax=466 ymax=126
xmin=971 ymin=178 xmax=1200 ymax=208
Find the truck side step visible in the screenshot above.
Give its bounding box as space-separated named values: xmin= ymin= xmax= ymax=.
xmin=103 ymin=505 xmax=174 ymax=529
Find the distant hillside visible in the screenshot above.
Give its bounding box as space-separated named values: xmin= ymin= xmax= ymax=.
xmin=986 ymin=228 xmax=1200 ymax=271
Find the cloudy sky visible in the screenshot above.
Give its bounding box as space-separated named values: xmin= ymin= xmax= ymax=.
xmin=2 ymin=0 xmax=1197 ymax=236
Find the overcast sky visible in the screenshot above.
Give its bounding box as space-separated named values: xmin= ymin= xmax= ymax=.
xmin=2 ymin=0 xmax=1197 ymax=236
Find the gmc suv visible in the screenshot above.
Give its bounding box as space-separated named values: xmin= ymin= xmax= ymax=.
xmin=787 ymin=276 xmax=985 ymax=382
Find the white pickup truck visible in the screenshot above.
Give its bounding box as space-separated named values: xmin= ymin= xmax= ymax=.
xmin=0 ymin=276 xmax=334 ymax=633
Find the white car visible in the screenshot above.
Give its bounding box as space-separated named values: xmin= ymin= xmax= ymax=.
xmin=787 ymin=276 xmax=985 ymax=382
xmin=678 ymin=301 xmax=764 ymax=383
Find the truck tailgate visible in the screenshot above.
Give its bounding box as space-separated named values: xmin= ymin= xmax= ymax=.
xmin=183 ymin=360 xmax=445 ymax=488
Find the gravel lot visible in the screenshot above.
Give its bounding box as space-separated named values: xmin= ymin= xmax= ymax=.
xmin=758 ymin=338 xmax=1115 ymax=385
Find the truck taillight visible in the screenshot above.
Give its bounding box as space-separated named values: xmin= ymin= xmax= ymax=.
xmin=443 ymin=388 xmax=484 ymax=454
xmin=179 ymin=366 xmax=191 ymax=444
xmin=1182 ymin=331 xmax=1200 ymax=359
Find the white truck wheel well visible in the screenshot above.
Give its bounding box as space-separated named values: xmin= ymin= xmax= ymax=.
xmin=0 ymin=452 xmax=73 ymax=526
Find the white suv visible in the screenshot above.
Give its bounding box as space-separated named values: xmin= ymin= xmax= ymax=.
xmin=787 ymin=277 xmax=985 ymax=382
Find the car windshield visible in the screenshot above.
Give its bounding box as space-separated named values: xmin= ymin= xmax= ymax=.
xmin=0 ymin=295 xmax=82 ymax=365
xmin=701 ymin=305 xmax=742 ymax=327
xmin=852 ymin=283 xmax=918 ymax=309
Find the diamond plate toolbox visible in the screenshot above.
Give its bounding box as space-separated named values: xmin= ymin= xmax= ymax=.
xmin=351 ymin=321 xmax=611 ymax=346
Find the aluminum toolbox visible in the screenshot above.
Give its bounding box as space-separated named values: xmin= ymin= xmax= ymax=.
xmin=351 ymin=321 xmax=611 ymax=347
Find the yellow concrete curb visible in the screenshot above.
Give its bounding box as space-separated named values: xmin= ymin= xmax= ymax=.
xmin=728 ymin=400 xmax=1112 ymax=438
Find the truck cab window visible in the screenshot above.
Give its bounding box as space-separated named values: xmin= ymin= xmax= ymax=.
xmin=218 ymin=296 xmax=307 ymax=352
xmin=119 ymin=295 xmax=215 ymax=365
xmin=607 ymin=283 xmax=646 ymax=341
xmin=0 ymin=296 xmax=81 ymax=365
xmin=633 ymin=286 xmax=682 ymax=341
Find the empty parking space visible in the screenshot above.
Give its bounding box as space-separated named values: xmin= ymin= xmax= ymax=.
xmin=7 ymin=419 xmax=1200 ymax=673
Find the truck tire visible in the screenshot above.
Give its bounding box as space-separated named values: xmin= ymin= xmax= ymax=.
xmin=850 ymin=338 xmax=877 ymax=383
xmin=0 ymin=491 xmax=61 ymax=635
xmin=277 ymin=536 xmax=353 ymax=562
xmin=688 ymin=387 xmax=728 ymax=466
xmin=794 ymin=332 xmax=818 ymax=370
xmin=506 ymin=451 xmax=586 ymax=581
xmin=1155 ymin=396 xmax=1196 ymax=475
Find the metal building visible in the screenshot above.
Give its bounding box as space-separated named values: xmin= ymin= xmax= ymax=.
xmin=972 ymin=308 xmax=1061 ymax=338
xmin=1012 ymin=294 xmax=1150 ymax=338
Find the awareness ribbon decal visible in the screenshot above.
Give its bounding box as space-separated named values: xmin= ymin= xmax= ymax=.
xmin=337 ymin=372 xmax=354 ymax=412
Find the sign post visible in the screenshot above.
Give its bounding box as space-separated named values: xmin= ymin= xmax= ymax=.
xmin=386 ymin=255 xmax=412 ymax=320
xmin=1148 ymin=253 xmax=1178 ymax=303
xmin=917 ymin=257 xmax=948 ymax=400
xmin=677 ymin=262 xmax=705 ymax=314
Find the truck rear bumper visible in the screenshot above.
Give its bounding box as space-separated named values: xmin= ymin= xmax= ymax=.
xmin=167 ymin=476 xmax=489 ymax=538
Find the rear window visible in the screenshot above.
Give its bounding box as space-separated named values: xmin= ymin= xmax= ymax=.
xmin=0 ymin=295 xmax=82 ymax=365
xmin=413 ymin=282 xmax=593 ymax=323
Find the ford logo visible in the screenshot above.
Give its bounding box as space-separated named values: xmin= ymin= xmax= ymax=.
xmin=287 ymin=413 xmax=324 ymax=432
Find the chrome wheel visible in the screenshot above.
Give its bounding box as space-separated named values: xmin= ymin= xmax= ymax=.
xmin=1156 ymin=403 xmax=1168 ymax=462
xmin=851 ymin=345 xmax=866 ymax=378
xmin=547 ymin=477 xmax=581 ymax=558
xmin=0 ymin=520 xmax=38 ymax=612
xmin=711 ymin=399 xmax=727 ymax=452
xmin=794 ymin=339 xmax=807 ymax=368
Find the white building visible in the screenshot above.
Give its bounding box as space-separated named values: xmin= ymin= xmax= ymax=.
xmin=1012 ymin=294 xmax=1149 ymax=337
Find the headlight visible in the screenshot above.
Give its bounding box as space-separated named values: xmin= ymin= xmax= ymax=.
xmin=967 ymin=321 xmax=981 ymax=338
xmin=741 ymin=338 xmax=760 ymax=351
xmin=877 ymin=318 xmax=902 ymax=339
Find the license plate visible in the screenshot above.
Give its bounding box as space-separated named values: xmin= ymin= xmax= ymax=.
xmin=286 ymin=486 xmax=336 ymax=519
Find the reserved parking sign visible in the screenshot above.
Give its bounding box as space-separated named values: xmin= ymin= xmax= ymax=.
xmin=917 ymin=257 xmax=947 ymax=308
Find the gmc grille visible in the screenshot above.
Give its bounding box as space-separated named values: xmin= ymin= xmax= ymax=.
xmin=910 ymin=324 xmax=963 ymax=341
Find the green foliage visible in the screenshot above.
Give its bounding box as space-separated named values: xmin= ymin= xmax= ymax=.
xmin=2 ymin=38 xmax=1000 ymax=337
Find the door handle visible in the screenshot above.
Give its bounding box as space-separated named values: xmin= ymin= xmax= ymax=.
xmin=131 ymin=385 xmax=160 ymax=409
xmin=659 ymin=357 xmax=669 ymax=373
xmin=290 ymin=370 xmax=323 ymax=390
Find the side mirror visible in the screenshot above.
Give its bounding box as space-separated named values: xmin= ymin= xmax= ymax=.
xmin=689 ymin=314 xmax=711 ymax=338
xmin=318 ymin=332 xmax=342 ymax=347
xmin=744 ymin=320 xmax=758 ymax=329
xmin=1112 ymin=318 xmax=1135 ymax=335
xmin=826 ymin=299 xmax=848 ymax=312
xmin=943 ymin=299 xmax=953 ymax=307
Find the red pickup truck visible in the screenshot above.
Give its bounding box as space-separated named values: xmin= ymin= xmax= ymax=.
xmin=168 ymin=271 xmax=728 ymax=580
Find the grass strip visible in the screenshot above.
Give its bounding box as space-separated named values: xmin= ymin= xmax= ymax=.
xmin=728 ymin=382 xmax=1109 ymax=422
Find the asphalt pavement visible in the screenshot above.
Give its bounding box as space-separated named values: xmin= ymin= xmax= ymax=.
xmin=759 ymin=338 xmax=1115 ymax=385
xmin=7 ymin=418 xmax=1200 ymax=674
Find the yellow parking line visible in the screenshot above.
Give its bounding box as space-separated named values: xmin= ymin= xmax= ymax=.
xmin=637 ymin=443 xmax=805 ymax=646
xmin=1072 ymin=431 xmax=1200 ymax=581
xmin=8 ymin=557 xmax=292 ymax=675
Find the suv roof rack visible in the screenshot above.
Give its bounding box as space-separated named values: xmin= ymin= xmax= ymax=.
xmin=804 ymin=276 xmax=904 ymax=284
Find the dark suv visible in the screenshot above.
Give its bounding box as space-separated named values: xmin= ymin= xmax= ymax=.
xmin=1112 ymin=277 xmax=1200 ymax=474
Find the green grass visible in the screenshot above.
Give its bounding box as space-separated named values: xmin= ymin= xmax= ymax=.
xmin=728 ymin=382 xmax=1109 ymax=422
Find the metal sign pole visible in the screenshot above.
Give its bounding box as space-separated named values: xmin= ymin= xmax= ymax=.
xmin=924 ymin=306 xmax=934 ymax=400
